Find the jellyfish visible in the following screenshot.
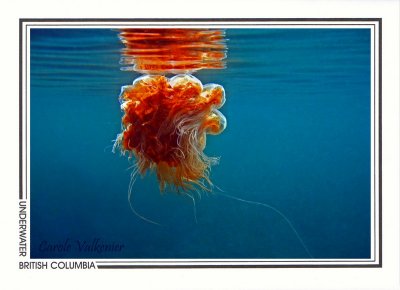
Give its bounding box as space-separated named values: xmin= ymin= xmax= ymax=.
xmin=114 ymin=74 xmax=226 ymax=192
xmin=115 ymin=29 xmax=227 ymax=193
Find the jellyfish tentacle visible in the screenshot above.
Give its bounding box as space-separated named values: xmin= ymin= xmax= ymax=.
xmin=216 ymin=190 xmax=313 ymax=258
xmin=184 ymin=193 xmax=198 ymax=224
xmin=127 ymin=165 xmax=161 ymax=226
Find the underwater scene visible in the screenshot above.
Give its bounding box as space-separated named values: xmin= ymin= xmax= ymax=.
xmin=30 ymin=28 xmax=371 ymax=259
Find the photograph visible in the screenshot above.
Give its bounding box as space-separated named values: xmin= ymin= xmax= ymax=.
xmin=21 ymin=20 xmax=380 ymax=267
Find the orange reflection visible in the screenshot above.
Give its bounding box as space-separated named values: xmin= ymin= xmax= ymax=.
xmin=119 ymin=29 xmax=226 ymax=74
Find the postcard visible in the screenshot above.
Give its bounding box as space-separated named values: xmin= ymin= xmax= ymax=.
xmin=9 ymin=11 xmax=399 ymax=290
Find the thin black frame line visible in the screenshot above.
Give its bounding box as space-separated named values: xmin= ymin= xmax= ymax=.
xmin=25 ymin=24 xmax=28 ymax=201
xmin=29 ymin=258 xmax=376 ymax=263
xmin=373 ymin=22 xmax=377 ymax=263
xmin=94 ymin=261 xmax=376 ymax=264
xmin=19 ymin=20 xmax=23 ymax=200
xmin=20 ymin=18 xmax=382 ymax=268
xmin=21 ymin=21 xmax=382 ymax=268
xmin=19 ymin=18 xmax=382 ymax=22
xmin=24 ymin=24 xmax=376 ymax=27
xmin=96 ymin=264 xmax=381 ymax=269
xmin=378 ymin=18 xmax=382 ymax=268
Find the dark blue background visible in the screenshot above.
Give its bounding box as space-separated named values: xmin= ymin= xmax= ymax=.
xmin=30 ymin=28 xmax=371 ymax=259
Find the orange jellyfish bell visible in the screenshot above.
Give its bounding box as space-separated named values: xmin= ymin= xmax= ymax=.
xmin=115 ymin=74 xmax=226 ymax=192
xmin=115 ymin=29 xmax=227 ymax=193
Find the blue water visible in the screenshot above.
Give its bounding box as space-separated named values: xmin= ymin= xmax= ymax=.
xmin=30 ymin=28 xmax=371 ymax=259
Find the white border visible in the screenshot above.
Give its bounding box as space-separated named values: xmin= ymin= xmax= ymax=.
xmin=20 ymin=19 xmax=381 ymax=268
